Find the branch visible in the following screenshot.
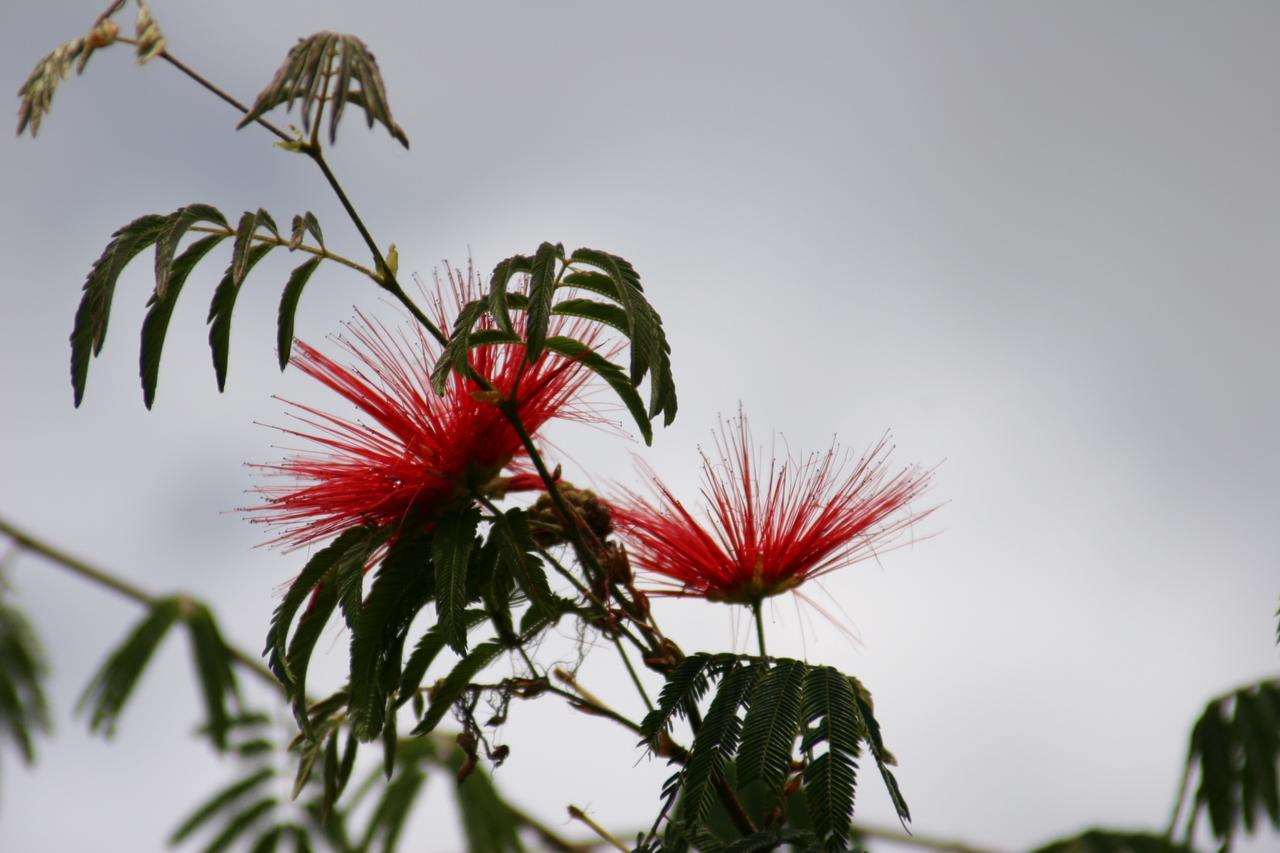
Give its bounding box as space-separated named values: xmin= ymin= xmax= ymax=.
xmin=0 ymin=515 xmax=278 ymax=692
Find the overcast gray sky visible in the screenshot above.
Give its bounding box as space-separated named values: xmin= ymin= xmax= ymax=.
xmin=3 ymin=2 xmax=1278 ymax=851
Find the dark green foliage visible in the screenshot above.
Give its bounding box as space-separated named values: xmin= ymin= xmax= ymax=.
xmin=551 ymin=297 xmax=630 ymax=336
xmin=0 ymin=595 xmax=51 ymax=771
xmin=567 ymin=247 xmax=677 ymax=427
xmin=141 ymin=233 xmax=227 ymax=407
xmin=488 ymin=509 xmax=558 ymax=620
xmin=208 ymin=226 xmax=275 ymax=391
xmin=644 ymin=657 xmax=903 ymax=850
xmin=238 ymin=32 xmax=409 ymax=147
xmin=74 ymin=203 xmax=334 ymax=405
xmin=277 ymin=256 xmax=323 ymax=369
xmin=78 ymin=597 xmax=184 ymax=736
xmin=265 ymin=526 xmax=386 ymax=729
xmin=266 ymin=526 xmax=376 ymax=689
xmin=432 ymin=507 xmax=482 ymax=656
xmin=524 ymin=241 xmax=565 ymax=362
xmin=544 ymin=335 xmax=654 ymax=445
xmin=1031 ymin=829 xmax=1198 ymax=853
xmin=847 ymin=675 xmax=909 ymax=825
xmin=681 ymin=663 xmax=764 ymax=824
xmin=737 ymin=659 xmax=806 ymax=801
xmin=348 ymin=527 xmax=435 ymax=742
xmin=1177 ymin=679 xmax=1280 ymax=848
xmin=430 ymin=247 xmax=677 ymax=443
xmin=397 ymin=609 xmax=489 ymax=708
xmin=800 ymin=666 xmax=862 ymax=851
xmin=642 ymin=653 xmax=739 ymax=744
xmin=71 ymin=213 xmax=169 ymax=405
xmin=487 ymin=253 xmax=533 ymax=335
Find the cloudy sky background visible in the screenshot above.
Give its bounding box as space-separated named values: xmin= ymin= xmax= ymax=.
xmin=3 ymin=1 xmax=1278 ymax=850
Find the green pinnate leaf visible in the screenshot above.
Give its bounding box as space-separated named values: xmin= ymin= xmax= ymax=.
xmin=348 ymin=528 xmax=435 ymax=742
xmin=737 ymin=659 xmax=806 ymax=800
xmin=208 ymin=241 xmax=274 ymax=392
xmin=71 ymin=213 xmax=169 ymax=406
xmin=487 ymin=254 xmax=533 ymax=335
xmin=153 ymin=204 xmax=228 ymax=303
xmin=239 ymin=33 xmax=408 ymax=148
xmin=800 ymin=666 xmax=861 ymax=851
xmin=642 ymin=653 xmax=740 ymax=745
xmin=524 ymin=241 xmax=564 ymax=362
xmin=276 ymin=256 xmax=323 ymax=370
xmin=544 ymin=336 xmax=653 ymax=445
xmin=431 ymin=507 xmax=481 ymax=656
xmin=141 ymin=233 xmax=226 ymax=408
xmin=680 ymin=661 xmax=763 ymax=825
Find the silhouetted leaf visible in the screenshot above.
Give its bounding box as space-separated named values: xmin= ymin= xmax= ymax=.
xmin=141 ymin=233 xmax=226 ymax=408
xmin=152 ymin=205 xmax=228 ymax=301
xmin=737 ymin=659 xmax=806 ymax=802
xmin=239 ymin=33 xmax=408 ymax=147
xmin=544 ymin=336 xmax=653 ymax=445
xmin=680 ymin=661 xmax=762 ymax=824
xmin=71 ymin=213 xmax=168 ymax=405
xmin=432 ymin=507 xmax=481 ymax=656
xmin=207 ymin=241 xmax=274 ymax=391
xmin=276 ymin=256 xmax=323 ymax=370
xmin=800 ymin=666 xmax=860 ymax=851
xmin=524 ymin=241 xmax=564 ymax=362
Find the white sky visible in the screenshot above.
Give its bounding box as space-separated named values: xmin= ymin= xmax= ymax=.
xmin=2 ymin=2 xmax=1278 ymax=851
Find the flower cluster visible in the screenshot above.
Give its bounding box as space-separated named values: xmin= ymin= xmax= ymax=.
xmin=610 ymin=415 xmax=934 ymax=605
xmin=250 ymin=269 xmax=602 ymax=547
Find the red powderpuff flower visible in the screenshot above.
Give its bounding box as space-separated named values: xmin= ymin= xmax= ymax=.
xmin=610 ymin=415 xmax=934 ymax=605
xmin=249 ymin=267 xmax=603 ymax=547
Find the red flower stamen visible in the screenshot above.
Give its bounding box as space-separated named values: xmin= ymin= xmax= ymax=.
xmin=611 ymin=414 xmax=935 ymax=604
xmin=248 ymin=267 xmax=603 ymax=547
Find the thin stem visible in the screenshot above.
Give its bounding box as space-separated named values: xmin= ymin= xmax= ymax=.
xmin=752 ymin=599 xmax=767 ymax=659
xmin=187 ymin=225 xmax=378 ymax=279
xmin=545 ymin=683 xmax=644 ymax=736
xmin=535 ymin=542 xmax=651 ymax=658
xmin=305 ymin=149 xmax=447 ymax=345
xmin=0 ymin=516 xmax=280 ymax=692
xmin=157 ymin=49 xmax=291 ymax=142
xmin=568 ymin=805 xmax=629 ymax=853
xmin=505 ymin=802 xmax=596 ymax=852
xmin=143 ymin=43 xmax=446 ymax=346
xmin=613 ymin=635 xmax=653 ymax=711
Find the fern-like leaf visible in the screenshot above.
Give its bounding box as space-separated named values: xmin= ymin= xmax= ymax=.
xmin=799 ymin=666 xmax=861 ymax=851
xmin=737 ymin=659 xmax=806 ymax=801
xmin=70 ymin=213 xmax=169 ymax=405
xmin=238 ymin=32 xmax=408 ymax=148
